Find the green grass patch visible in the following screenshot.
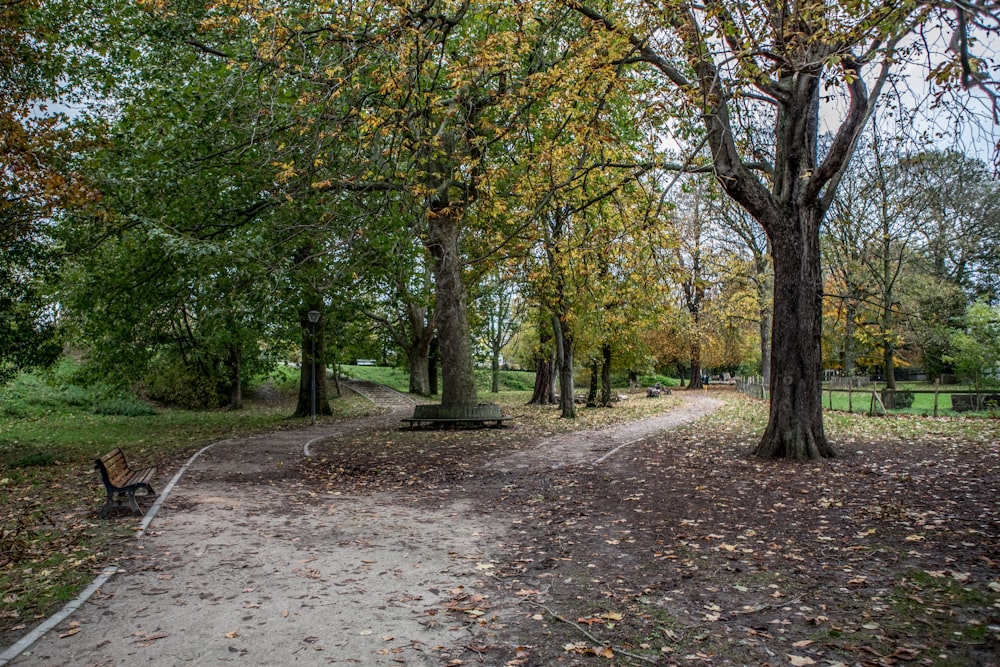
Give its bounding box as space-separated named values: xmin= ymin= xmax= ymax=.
xmin=820 ymin=383 xmax=1000 ymax=417
xmin=340 ymin=364 xmax=410 ymax=391
xmin=696 ymin=393 xmax=1000 ymax=449
xmin=92 ymin=397 xmax=158 ymax=416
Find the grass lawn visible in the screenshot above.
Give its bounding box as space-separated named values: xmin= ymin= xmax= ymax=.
xmin=822 ymin=383 xmax=1000 ymax=416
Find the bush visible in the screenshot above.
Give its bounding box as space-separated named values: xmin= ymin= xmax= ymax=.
xmin=639 ymin=373 xmax=680 ymax=388
xmin=881 ymin=389 xmax=914 ymax=409
xmin=58 ymin=384 xmax=96 ymax=407
xmin=145 ymin=354 xmax=227 ymax=409
xmin=92 ymin=397 xmax=157 ymax=416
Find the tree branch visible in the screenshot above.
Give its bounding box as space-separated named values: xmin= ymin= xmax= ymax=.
xmin=185 ymin=39 xmax=233 ymax=60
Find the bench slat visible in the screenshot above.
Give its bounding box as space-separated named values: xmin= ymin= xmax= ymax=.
xmin=95 ymin=447 xmax=156 ymax=517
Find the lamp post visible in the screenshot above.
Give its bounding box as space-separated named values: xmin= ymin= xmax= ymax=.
xmin=307 ymin=310 xmax=320 ymax=424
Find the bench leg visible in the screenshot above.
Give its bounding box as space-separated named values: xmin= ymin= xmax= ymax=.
xmin=98 ymin=500 xmax=114 ymax=519
xmin=122 ymin=490 xmax=142 ymax=515
xmin=126 ymin=483 xmax=157 ymax=516
xmin=98 ymin=487 xmax=120 ymax=518
xmin=99 ymin=485 xmax=155 ymax=518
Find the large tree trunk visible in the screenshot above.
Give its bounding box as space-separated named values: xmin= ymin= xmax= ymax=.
xmin=687 ymin=341 xmax=703 ymax=390
xmin=756 ymin=261 xmax=772 ymax=386
xmin=528 ymin=355 xmax=556 ymax=405
xmin=528 ymin=318 xmax=556 ymax=405
xmin=426 ymin=210 xmax=477 ymax=407
xmin=752 ymin=207 xmax=835 ymax=460
xmin=295 ymin=308 xmax=332 ymax=418
xmin=883 ymin=342 xmax=896 ymax=391
xmin=600 ymin=343 xmax=613 ymax=406
xmin=405 ymin=302 xmax=434 ymax=395
xmin=586 ymin=359 xmax=599 ymax=407
xmin=554 ymin=315 xmax=575 ymax=418
xmin=428 ymin=336 xmax=439 ymax=396
xmin=490 ymin=349 xmax=501 ymax=393
xmin=408 ymin=350 xmax=431 ymax=395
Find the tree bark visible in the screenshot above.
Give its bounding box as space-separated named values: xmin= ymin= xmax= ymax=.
xmin=882 ymin=252 xmax=897 ymax=391
xmin=295 ymin=309 xmax=332 ymax=418
xmin=586 ymin=359 xmax=599 ymax=407
xmin=756 ymin=257 xmax=773 ymax=386
xmin=406 ymin=302 xmax=434 ymax=395
xmin=429 ymin=336 xmax=439 ymax=396
xmin=528 ymin=324 xmax=556 ymax=405
xmin=752 ymin=207 xmax=835 ymax=460
xmin=528 ymin=355 xmax=556 ymax=405
xmin=554 ymin=314 xmax=575 ymax=418
xmin=408 ymin=350 xmax=431 ymax=395
xmin=426 ymin=208 xmax=477 ymax=407
xmin=687 ymin=342 xmax=703 ymax=390
xmin=600 ymin=343 xmax=612 ymax=406
xmin=491 ymin=350 xmax=501 ymax=393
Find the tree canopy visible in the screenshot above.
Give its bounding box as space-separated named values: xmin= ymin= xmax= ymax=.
xmin=4 ymin=0 xmax=998 ymax=458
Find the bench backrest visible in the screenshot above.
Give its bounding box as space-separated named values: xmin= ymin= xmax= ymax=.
xmin=95 ymin=448 xmax=129 ymax=485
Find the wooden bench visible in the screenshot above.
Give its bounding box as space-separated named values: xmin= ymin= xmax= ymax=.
xmin=94 ymin=448 xmax=157 ymax=517
xmin=402 ymin=404 xmax=514 ymax=429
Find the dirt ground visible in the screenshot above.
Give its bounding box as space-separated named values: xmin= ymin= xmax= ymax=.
xmin=5 ymin=384 xmax=999 ymax=666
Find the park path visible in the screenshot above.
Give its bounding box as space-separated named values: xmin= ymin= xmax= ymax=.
xmin=4 ymin=386 xmax=720 ymax=667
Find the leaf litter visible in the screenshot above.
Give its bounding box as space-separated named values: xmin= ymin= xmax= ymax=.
xmin=301 ymin=391 xmax=999 ymax=665
xmin=5 ymin=390 xmax=998 ymax=665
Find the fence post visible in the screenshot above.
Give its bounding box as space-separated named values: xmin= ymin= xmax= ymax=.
xmin=933 ymin=379 xmax=939 ymax=418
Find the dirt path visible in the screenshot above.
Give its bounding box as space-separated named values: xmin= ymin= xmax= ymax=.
xmin=488 ymin=393 xmax=723 ymax=471
xmin=7 ymin=387 xmax=719 ymax=666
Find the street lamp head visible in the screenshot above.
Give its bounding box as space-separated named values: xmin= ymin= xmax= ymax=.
xmin=307 ymin=310 xmax=321 ymax=323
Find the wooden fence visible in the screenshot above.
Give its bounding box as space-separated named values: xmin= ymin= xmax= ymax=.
xmin=734 ymin=376 xmax=768 ymax=401
xmin=735 ymin=377 xmax=1000 ymax=417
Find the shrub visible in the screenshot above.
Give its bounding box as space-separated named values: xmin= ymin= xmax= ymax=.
xmin=882 ymin=389 xmax=915 ymax=410
xmin=92 ymin=397 xmax=157 ymax=416
xmin=639 ymin=373 xmax=680 ymax=388
xmin=145 ymin=354 xmax=227 ymax=409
